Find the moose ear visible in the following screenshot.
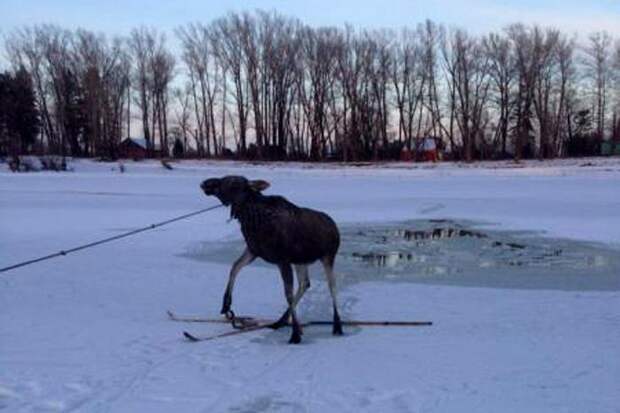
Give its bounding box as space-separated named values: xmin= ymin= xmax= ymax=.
xmin=249 ymin=179 xmax=270 ymax=192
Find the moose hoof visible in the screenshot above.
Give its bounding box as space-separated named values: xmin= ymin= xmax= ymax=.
xmin=269 ymin=312 xmax=290 ymax=330
xmin=289 ymin=332 xmax=302 ymax=344
xmin=221 ymin=309 xmax=235 ymax=321
xmin=268 ymin=320 xmax=286 ymax=330
xmin=332 ymin=324 xmax=343 ymax=336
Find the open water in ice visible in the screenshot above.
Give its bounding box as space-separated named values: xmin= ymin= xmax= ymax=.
xmin=182 ymin=219 xmax=620 ymax=292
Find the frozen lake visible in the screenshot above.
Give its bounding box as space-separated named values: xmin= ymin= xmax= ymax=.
xmin=185 ymin=219 xmax=620 ymax=292
xmin=1 ymin=158 xmax=619 ymax=412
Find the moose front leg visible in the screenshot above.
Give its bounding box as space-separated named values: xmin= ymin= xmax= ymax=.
xmin=276 ymin=263 xmax=303 ymax=344
xmin=221 ymin=247 xmax=255 ymax=316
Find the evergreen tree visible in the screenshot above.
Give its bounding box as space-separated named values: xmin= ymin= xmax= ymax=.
xmin=0 ymin=67 xmax=40 ymax=156
xmin=0 ymin=72 xmax=9 ymax=156
xmin=173 ymin=138 xmax=184 ymax=158
xmin=62 ymin=69 xmax=87 ymax=157
xmin=12 ymin=67 xmax=40 ymax=153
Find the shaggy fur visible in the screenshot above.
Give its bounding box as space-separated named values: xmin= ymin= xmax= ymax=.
xmin=201 ymin=175 xmax=343 ymax=343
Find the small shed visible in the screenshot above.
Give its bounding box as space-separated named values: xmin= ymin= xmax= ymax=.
xmin=399 ymin=137 xmax=443 ymax=162
xmin=119 ymin=138 xmax=147 ymax=159
xmin=415 ymin=137 xmax=441 ymax=162
xmin=421 ymin=138 xmax=438 ymax=162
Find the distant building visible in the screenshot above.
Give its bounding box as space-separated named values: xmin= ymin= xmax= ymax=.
xmin=420 ymin=137 xmax=439 ymax=162
xmin=400 ymin=137 xmax=442 ymax=162
xmin=119 ymin=138 xmax=161 ymax=159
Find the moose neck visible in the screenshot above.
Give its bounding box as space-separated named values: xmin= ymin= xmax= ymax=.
xmin=229 ymin=191 xmax=263 ymax=221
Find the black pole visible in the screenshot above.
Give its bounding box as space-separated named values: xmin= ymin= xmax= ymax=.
xmin=0 ymin=204 xmax=223 ymax=275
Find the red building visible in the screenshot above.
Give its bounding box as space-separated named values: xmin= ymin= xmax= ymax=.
xmin=119 ymin=138 xmax=147 ymax=159
xmin=420 ymin=137 xmax=439 ymax=162
xmin=119 ymin=138 xmax=161 ymax=159
xmin=400 ymin=137 xmax=442 ymax=162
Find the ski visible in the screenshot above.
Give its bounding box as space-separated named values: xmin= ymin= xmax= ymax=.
xmin=309 ymin=320 xmax=433 ymax=327
xmin=167 ymin=310 xmax=271 ymax=327
xmin=167 ymin=310 xmax=231 ymax=324
xmin=172 ymin=310 xmax=432 ymax=342
xmin=181 ymin=319 xmax=432 ymax=342
xmin=169 ymin=311 xmax=432 ymax=328
xmin=183 ymin=321 xmax=275 ymax=342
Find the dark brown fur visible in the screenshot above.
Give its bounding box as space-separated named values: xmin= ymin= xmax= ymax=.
xmin=201 ymin=176 xmax=343 ymax=343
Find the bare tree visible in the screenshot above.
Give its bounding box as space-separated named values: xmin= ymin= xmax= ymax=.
xmin=552 ymin=35 xmax=577 ymax=156
xmin=228 ymin=13 xmax=264 ymax=156
xmin=258 ymin=11 xmax=301 ymax=157
xmin=177 ymin=23 xmax=220 ymax=156
xmin=417 ymin=20 xmax=444 ymax=147
xmin=298 ymin=26 xmax=339 ymax=159
xmin=507 ymin=24 xmax=544 ymax=160
xmin=173 ymin=86 xmax=192 ymax=153
xmin=613 ymin=41 xmax=620 ymax=139
xmin=442 ymin=29 xmax=491 ymax=161
xmin=369 ymin=31 xmax=392 ymax=158
xmin=531 ymin=29 xmax=560 ymax=159
xmin=583 ymin=31 xmax=613 ymax=139
xmin=5 ymin=11 xmax=616 ymax=161
xmin=391 ymin=29 xmax=422 ymax=150
xmin=210 ymin=14 xmax=249 ymax=154
xmin=128 ymin=27 xmax=155 ymax=152
xmin=73 ymin=30 xmax=130 ymax=157
xmin=483 ymin=32 xmax=515 ymax=158
xmin=6 ymin=27 xmax=56 ymax=150
xmin=150 ymin=44 xmax=175 ymax=156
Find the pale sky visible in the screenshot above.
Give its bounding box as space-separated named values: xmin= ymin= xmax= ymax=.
xmin=1 ymin=0 xmax=619 ymax=38
xmin=1 ymin=1 xmax=618 ymax=137
xmin=1 ymin=0 xmax=618 ymax=70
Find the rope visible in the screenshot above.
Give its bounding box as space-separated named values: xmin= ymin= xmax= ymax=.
xmin=0 ymin=204 xmax=224 ymax=275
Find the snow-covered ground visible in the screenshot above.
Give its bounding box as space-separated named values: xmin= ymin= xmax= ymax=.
xmin=1 ymin=158 xmax=619 ymax=412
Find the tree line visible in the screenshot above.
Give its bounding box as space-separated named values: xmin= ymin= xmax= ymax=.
xmin=1 ymin=11 xmax=620 ymax=162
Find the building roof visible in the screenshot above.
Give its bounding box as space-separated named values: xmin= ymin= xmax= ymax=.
xmin=121 ymin=138 xmax=160 ymax=150
xmin=422 ymin=138 xmax=436 ymax=151
xmin=121 ymin=138 xmax=148 ymax=149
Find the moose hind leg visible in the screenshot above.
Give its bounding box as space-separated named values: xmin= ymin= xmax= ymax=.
xmin=271 ymin=264 xmax=310 ymax=330
xmin=221 ymin=247 xmax=255 ymax=315
xmin=278 ymin=263 xmax=302 ymax=344
xmin=322 ymin=256 xmax=343 ymax=335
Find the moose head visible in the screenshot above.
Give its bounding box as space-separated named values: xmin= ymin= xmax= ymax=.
xmin=201 ymin=176 xmax=270 ymax=206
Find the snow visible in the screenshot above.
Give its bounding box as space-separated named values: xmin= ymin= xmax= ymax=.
xmin=1 ymin=158 xmax=619 ymax=412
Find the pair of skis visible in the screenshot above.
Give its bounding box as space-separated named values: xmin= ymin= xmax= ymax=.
xmin=167 ymin=310 xmax=433 ymax=342
xmin=167 ymin=310 xmax=274 ymax=342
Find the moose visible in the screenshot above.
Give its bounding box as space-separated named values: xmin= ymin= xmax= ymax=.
xmin=201 ymin=175 xmax=343 ymax=344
